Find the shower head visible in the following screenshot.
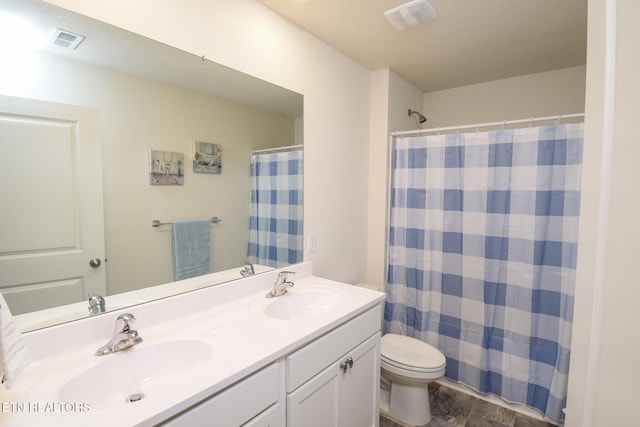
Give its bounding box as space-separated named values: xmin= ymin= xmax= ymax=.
xmin=408 ymin=109 xmax=427 ymax=124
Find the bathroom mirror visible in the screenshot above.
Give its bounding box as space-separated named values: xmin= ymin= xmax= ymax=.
xmin=0 ymin=0 xmax=303 ymax=331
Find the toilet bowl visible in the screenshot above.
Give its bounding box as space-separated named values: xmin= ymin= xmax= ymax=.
xmin=380 ymin=334 xmax=446 ymax=426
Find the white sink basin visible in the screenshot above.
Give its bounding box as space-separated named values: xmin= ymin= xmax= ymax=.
xmin=32 ymin=339 xmax=213 ymax=411
xmin=264 ymin=287 xmax=346 ymax=320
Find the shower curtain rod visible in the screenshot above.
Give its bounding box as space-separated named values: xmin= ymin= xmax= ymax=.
xmin=251 ymin=144 xmax=303 ymax=155
xmin=390 ymin=113 xmax=585 ymax=137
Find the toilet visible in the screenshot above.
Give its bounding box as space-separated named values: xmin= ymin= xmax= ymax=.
xmin=380 ymin=334 xmax=446 ymax=426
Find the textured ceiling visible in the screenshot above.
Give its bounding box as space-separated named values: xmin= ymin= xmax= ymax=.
xmin=3 ymin=0 xmax=587 ymax=104
xmin=257 ymin=0 xmax=588 ymax=92
xmin=1 ymin=0 xmax=303 ymax=118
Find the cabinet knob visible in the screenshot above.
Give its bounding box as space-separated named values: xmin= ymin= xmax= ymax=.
xmin=340 ymin=357 xmax=354 ymax=373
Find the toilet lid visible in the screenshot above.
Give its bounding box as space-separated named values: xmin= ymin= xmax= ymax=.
xmin=381 ymin=334 xmax=446 ymax=369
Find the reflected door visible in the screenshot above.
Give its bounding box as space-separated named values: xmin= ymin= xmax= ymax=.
xmin=0 ymin=95 xmax=106 ymax=315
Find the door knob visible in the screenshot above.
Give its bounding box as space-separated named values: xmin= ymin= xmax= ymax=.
xmin=89 ymin=258 xmax=102 ymax=268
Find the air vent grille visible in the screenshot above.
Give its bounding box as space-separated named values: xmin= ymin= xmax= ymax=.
xmin=49 ymin=28 xmax=84 ymax=50
xmin=384 ymin=0 xmax=438 ymax=30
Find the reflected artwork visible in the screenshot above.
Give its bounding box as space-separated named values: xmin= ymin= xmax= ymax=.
xmin=193 ymin=141 xmax=222 ymax=174
xmin=149 ymin=150 xmax=184 ymax=185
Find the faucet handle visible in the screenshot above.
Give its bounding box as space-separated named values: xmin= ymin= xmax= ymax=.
xmin=87 ymin=293 xmax=106 ymax=315
xmin=88 ymin=292 xmax=104 ymax=301
xmin=278 ymin=271 xmax=296 ymax=278
xmin=245 ymin=261 xmax=255 ymax=273
xmin=116 ymin=313 xmax=135 ymax=332
xmin=278 ymin=271 xmax=296 ymax=290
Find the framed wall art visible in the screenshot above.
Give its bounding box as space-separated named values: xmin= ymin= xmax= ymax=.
xmin=193 ymin=141 xmax=222 ymax=174
xmin=149 ymin=150 xmax=184 ymax=185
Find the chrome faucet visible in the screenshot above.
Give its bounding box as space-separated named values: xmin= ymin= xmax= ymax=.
xmin=240 ymin=261 xmax=255 ymax=277
xmin=265 ymin=271 xmax=296 ymax=298
xmin=87 ymin=293 xmax=105 ymax=316
xmin=95 ymin=313 xmax=143 ymax=356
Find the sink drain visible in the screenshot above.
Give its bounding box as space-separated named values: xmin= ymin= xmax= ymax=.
xmin=127 ymin=393 xmax=145 ymax=403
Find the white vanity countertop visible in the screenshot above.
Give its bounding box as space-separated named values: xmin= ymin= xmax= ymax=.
xmin=0 ymin=262 xmax=385 ymax=426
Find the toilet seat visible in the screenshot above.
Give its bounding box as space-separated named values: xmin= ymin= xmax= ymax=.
xmin=381 ymin=334 xmax=446 ymax=372
xmin=381 ymin=355 xmax=444 ymax=374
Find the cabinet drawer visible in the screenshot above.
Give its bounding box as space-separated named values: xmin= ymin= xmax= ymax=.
xmin=286 ymin=305 xmax=381 ymax=392
xmin=161 ymin=363 xmax=280 ymax=426
xmin=243 ymin=403 xmax=281 ymax=427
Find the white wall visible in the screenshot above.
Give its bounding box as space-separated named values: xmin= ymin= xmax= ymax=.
xmin=566 ymin=0 xmax=640 ymax=425
xmin=423 ymin=66 xmax=586 ymax=127
xmin=366 ymin=69 xmax=424 ymax=289
xmin=42 ymin=0 xmax=372 ymax=285
xmin=1 ymin=51 xmax=294 ymax=295
xmin=366 ymin=69 xmax=390 ymax=290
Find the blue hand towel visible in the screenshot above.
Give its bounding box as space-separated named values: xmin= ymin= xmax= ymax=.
xmin=172 ymin=219 xmax=211 ymax=281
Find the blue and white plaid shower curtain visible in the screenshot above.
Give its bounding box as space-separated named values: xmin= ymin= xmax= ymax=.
xmin=384 ymin=124 xmax=583 ymax=423
xmin=247 ymin=149 xmax=303 ymax=267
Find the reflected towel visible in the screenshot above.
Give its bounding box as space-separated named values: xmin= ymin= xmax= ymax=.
xmin=172 ymin=219 xmax=211 ymax=281
xmin=0 ymin=293 xmax=31 ymax=389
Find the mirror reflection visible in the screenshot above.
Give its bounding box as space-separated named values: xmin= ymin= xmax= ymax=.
xmin=0 ymin=0 xmax=304 ymax=332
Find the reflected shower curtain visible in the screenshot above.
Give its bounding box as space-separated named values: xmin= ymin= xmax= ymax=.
xmin=384 ymin=124 xmax=583 ymax=423
xmin=247 ymin=148 xmax=303 ymax=267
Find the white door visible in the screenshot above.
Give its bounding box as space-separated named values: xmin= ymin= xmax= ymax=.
xmin=0 ymin=95 xmax=106 ymax=315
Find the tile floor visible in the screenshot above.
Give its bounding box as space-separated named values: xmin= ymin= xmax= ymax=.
xmin=379 ymin=383 xmax=557 ymax=427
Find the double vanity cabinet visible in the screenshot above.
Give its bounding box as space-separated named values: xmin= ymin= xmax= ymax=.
xmin=3 ymin=262 xmax=385 ymax=427
xmin=163 ymin=306 xmax=381 ymax=427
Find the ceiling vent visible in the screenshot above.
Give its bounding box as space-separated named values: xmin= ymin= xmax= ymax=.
xmin=48 ymin=28 xmax=85 ymax=50
xmin=384 ymin=0 xmax=438 ymax=30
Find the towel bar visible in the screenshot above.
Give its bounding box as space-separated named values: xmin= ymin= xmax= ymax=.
xmin=151 ymin=217 xmax=221 ymax=227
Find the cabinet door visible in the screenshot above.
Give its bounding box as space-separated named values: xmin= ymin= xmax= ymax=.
xmin=287 ymin=363 xmax=340 ymax=427
xmin=287 ymin=333 xmax=381 ymax=427
xmin=340 ymin=333 xmax=380 ymax=427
